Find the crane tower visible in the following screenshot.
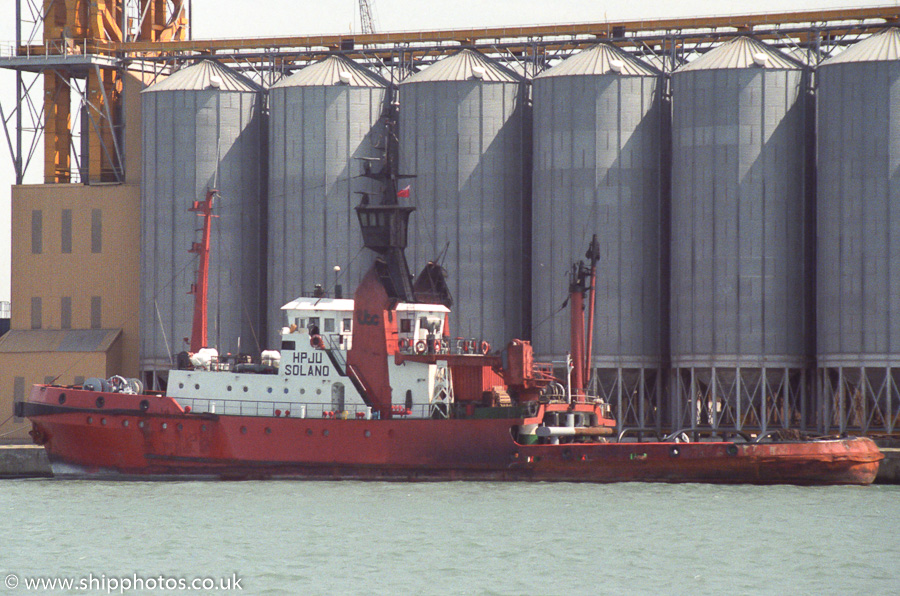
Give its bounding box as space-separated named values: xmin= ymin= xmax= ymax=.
xmin=359 ymin=0 xmax=376 ymax=34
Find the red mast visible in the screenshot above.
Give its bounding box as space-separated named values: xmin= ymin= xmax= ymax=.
xmin=188 ymin=189 xmax=217 ymax=353
xmin=568 ymin=235 xmax=601 ymax=399
xmin=583 ymin=235 xmax=600 ymax=386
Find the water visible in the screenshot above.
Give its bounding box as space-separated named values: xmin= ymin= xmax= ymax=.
xmin=1 ymin=480 xmax=898 ymax=595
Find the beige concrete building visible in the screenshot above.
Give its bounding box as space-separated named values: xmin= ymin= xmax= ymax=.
xmin=0 ymin=72 xmax=145 ymax=442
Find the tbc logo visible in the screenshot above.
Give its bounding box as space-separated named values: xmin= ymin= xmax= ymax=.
xmin=357 ymin=310 xmax=380 ymax=326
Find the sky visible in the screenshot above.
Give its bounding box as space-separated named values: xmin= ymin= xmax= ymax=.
xmin=0 ymin=0 xmax=893 ymax=304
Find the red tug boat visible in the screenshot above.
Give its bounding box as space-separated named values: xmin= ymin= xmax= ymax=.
xmin=17 ymin=170 xmax=882 ymax=484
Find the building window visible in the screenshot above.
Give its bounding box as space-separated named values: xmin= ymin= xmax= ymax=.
xmin=31 ymin=210 xmax=42 ymax=254
xmin=91 ymin=208 xmax=102 ymax=253
xmin=13 ymin=377 xmax=25 ymax=422
xmin=61 ymin=297 xmax=72 ymax=329
xmin=90 ymin=296 xmax=101 ymax=329
xmin=61 ymin=209 xmax=72 ymax=253
xmin=30 ymin=297 xmax=41 ymax=329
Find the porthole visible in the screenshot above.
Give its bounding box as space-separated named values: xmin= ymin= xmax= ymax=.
xmin=316 ymin=389 xmax=321 ymax=395
xmin=87 ymin=416 xmax=93 ymax=424
xmin=58 ymin=393 xmax=67 ymax=405
xmin=227 ymin=385 xmax=232 ymax=392
xmin=267 ymin=387 xmax=273 ymax=394
xmin=122 ymin=420 xmax=130 ymax=428
xmin=306 ymin=428 xmax=313 ymax=436
xmin=95 ymin=396 xmax=105 ymax=408
xmin=243 ymin=386 xmax=248 ymax=393
xmin=177 ymin=423 xmax=183 ymax=431
xmin=194 ymin=384 xmax=200 ymax=390
xmin=240 ymin=426 xmax=248 ymax=434
xmin=300 ymin=389 xmax=305 ymax=395
xmin=161 ymin=422 xmax=167 ymax=430
xmin=364 ymin=430 xmax=371 ymax=438
xmin=138 ymin=421 xmax=145 ymax=428
xmin=265 ymin=427 xmax=272 ymax=435
xmin=670 ymin=446 xmax=680 ymax=457
xmin=100 ymin=418 xmax=107 ymax=426
xmin=322 ymin=429 xmax=329 ymax=437
xmin=178 ymin=383 xmax=184 ymax=389
xmin=284 ymin=388 xmax=289 ymax=394
xmin=201 ymin=424 xmax=207 ymax=432
xmin=139 ymin=399 xmax=150 ymax=412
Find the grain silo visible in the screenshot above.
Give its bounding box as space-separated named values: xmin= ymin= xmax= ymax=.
xmin=816 ymin=28 xmax=900 ymax=434
xmin=531 ymin=43 xmax=664 ymax=430
xmin=267 ymin=55 xmax=389 ymax=335
xmin=670 ymin=37 xmax=809 ymax=435
xmin=398 ymin=49 xmax=527 ymax=346
xmin=141 ymin=60 xmax=264 ymax=381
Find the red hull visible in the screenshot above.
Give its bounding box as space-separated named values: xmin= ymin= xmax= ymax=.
xmin=23 ymin=385 xmax=883 ymax=485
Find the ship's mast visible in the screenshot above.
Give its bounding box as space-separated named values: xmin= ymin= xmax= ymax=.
xmin=355 ymin=104 xmax=417 ymax=302
xmin=188 ymin=189 xmax=217 ymax=352
xmin=568 ymin=235 xmax=600 ymax=398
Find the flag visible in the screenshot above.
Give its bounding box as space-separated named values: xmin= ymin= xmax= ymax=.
xmin=397 ymin=185 xmax=410 ymax=198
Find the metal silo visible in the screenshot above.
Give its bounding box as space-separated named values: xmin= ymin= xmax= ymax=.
xmin=816 ymin=28 xmax=900 ymax=434
xmin=268 ymin=55 xmax=389 ymax=335
xmin=141 ymin=60 xmax=264 ymax=381
xmin=531 ymin=43 xmax=664 ymax=432
xmin=670 ymin=37 xmax=809 ymax=435
xmin=399 ymin=49 xmax=527 ymax=346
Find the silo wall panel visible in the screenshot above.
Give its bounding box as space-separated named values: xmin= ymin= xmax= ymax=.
xmin=400 ymin=80 xmax=526 ymax=345
xmin=141 ymin=89 xmax=263 ymax=366
xmin=670 ymin=68 xmax=806 ymax=363
xmin=267 ymin=85 xmax=385 ymax=333
xmin=817 ymin=60 xmax=900 ymax=359
xmin=532 ymin=74 xmax=662 ymax=364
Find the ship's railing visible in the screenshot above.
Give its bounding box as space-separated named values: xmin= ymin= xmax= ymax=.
xmin=173 ymin=397 xmax=434 ymax=419
xmin=396 ymin=336 xmax=495 ymax=356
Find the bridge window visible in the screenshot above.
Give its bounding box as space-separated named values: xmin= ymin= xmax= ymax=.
xmin=342 ymin=318 xmax=352 ymax=333
xmin=308 ymin=317 xmax=320 ymax=334
xmin=324 ymin=318 xmax=335 ymax=333
xmin=400 ymin=318 xmax=412 ymax=333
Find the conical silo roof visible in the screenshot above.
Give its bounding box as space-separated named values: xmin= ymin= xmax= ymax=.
xmin=820 ymin=27 xmax=900 ymax=65
xmin=535 ymin=43 xmax=659 ymax=78
xmin=677 ymin=36 xmax=801 ymax=72
xmin=272 ymin=54 xmax=389 ymax=88
xmin=143 ymin=59 xmax=262 ymax=92
xmin=402 ymin=49 xmax=524 ymax=83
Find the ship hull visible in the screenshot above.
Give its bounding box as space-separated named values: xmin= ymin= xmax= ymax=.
xmin=22 ymin=385 xmax=883 ymax=485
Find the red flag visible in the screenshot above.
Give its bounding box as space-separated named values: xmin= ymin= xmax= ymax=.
xmin=397 ymin=185 xmax=410 ymax=198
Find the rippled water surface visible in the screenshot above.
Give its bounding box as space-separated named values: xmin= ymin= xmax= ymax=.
xmin=1 ymin=480 xmax=898 ymax=595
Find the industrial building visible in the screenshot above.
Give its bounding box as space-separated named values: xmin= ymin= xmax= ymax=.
xmin=1 ymin=3 xmax=899 ymax=442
